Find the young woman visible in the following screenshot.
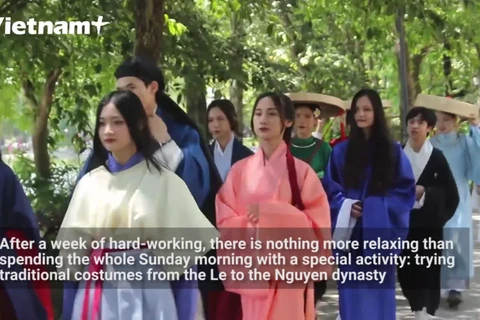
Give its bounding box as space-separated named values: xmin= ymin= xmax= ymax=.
xmin=58 ymin=90 xmax=218 ymax=320
xmin=398 ymin=107 xmax=459 ymax=319
xmin=215 ymin=92 xmax=332 ymax=319
xmin=420 ymin=95 xmax=480 ymax=308
xmin=323 ymin=88 xmax=416 ymax=320
xmin=0 ymin=152 xmax=54 ymax=320
xmin=291 ymin=103 xmax=331 ymax=179
xmin=207 ymin=99 xmax=253 ymax=181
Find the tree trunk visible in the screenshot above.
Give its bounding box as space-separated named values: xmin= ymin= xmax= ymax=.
xmin=134 ymin=0 xmax=165 ymax=62
xmin=184 ymin=73 xmax=207 ymax=139
xmin=230 ymin=79 xmax=244 ymax=136
xmin=23 ymin=68 xmax=62 ymax=179
xmin=229 ymin=12 xmax=246 ymax=138
xmin=411 ymin=47 xmax=429 ymax=95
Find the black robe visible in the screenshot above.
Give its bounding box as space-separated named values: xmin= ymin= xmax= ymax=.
xmin=398 ymin=147 xmax=459 ymax=315
xmin=208 ymin=137 xmax=254 ymax=168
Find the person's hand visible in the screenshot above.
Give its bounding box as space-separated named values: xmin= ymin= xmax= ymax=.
xmin=467 ymin=113 xmax=479 ymax=126
xmin=351 ymin=202 xmax=362 ymax=218
xmin=415 ymin=185 xmax=425 ymax=200
xmin=149 ymin=114 xmax=171 ymax=142
xmin=247 ymin=204 xmax=259 ymax=223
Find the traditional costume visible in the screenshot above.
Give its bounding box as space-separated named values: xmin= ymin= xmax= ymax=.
xmin=287 ymin=92 xmax=345 ymax=180
xmin=57 ymin=154 xmax=218 ymax=320
xmin=398 ymin=139 xmax=459 ymax=317
xmin=70 ymin=57 xmax=232 ymax=320
xmin=215 ymin=142 xmax=332 ymax=319
xmin=322 ymin=140 xmax=416 ymax=320
xmin=414 ymin=94 xmax=480 ymax=303
xmin=287 ymin=93 xmax=347 ymax=150
xmin=0 ymin=157 xmax=54 ymax=320
xmin=209 ymin=132 xmax=253 ymax=182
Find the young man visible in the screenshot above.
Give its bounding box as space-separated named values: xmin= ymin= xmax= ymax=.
xmin=70 ymin=57 xmax=239 ymax=320
xmin=398 ymin=107 xmax=459 ymax=319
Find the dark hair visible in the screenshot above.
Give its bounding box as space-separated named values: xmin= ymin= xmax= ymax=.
xmin=405 ymin=107 xmax=437 ymax=128
xmin=250 ymin=92 xmax=295 ymax=145
xmin=86 ymin=90 xmax=162 ymax=174
xmin=295 ymin=104 xmax=318 ymax=114
xmin=114 ymin=56 xmax=223 ymax=200
xmin=207 ymin=99 xmax=240 ymax=135
xmin=344 ymin=88 xmax=396 ymax=195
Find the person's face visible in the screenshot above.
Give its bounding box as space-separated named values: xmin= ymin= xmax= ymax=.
xmin=253 ymin=97 xmax=291 ymax=141
xmin=354 ymin=95 xmax=375 ymax=128
xmin=407 ymin=114 xmax=430 ymax=141
xmin=116 ymin=77 xmax=158 ymax=116
xmin=208 ymin=107 xmax=231 ymax=140
xmin=98 ymin=103 xmax=133 ymax=153
xmin=435 ymin=111 xmax=456 ymax=133
xmin=294 ymin=106 xmax=316 ymax=136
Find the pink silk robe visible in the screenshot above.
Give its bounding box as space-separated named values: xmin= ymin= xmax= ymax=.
xmin=215 ymin=142 xmax=332 ymax=320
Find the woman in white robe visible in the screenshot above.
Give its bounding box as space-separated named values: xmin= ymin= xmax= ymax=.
xmin=57 ymin=90 xmax=218 ymax=320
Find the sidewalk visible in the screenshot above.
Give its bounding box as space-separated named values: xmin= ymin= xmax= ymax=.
xmin=317 ymin=214 xmax=480 ymax=319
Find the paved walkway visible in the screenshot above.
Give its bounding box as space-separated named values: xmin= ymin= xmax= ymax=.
xmin=317 ymin=214 xmax=480 ymax=319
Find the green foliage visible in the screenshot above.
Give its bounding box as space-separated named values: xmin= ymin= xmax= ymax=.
xmin=1 ymin=0 xmax=480 ymax=232
xmin=11 ymin=153 xmax=77 ymax=238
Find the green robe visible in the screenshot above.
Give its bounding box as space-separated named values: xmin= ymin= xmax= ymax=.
xmin=290 ymin=136 xmax=332 ymax=179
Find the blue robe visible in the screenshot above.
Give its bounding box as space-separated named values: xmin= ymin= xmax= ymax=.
xmin=322 ymin=141 xmax=415 ymax=320
xmin=0 ymin=160 xmax=52 ymax=320
xmin=68 ymin=109 xmax=214 ymax=320
xmin=430 ymin=126 xmax=480 ymax=289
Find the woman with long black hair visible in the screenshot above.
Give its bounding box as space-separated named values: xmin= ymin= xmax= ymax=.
xmin=323 ymin=88 xmax=416 ymax=320
xmin=58 ymin=90 xmax=217 ymax=320
xmin=215 ymin=92 xmax=331 ymax=319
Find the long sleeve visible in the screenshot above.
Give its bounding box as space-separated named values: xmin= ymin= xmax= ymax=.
xmin=62 ymin=281 xmax=79 ymax=320
xmin=466 ymin=125 xmax=480 ymax=184
xmin=161 ymin=121 xmax=211 ymax=209
xmin=153 ymin=140 xmax=183 ymax=171
xmin=362 ymin=144 xmax=416 ymax=256
xmin=322 ymin=144 xmax=359 ymax=243
xmin=215 ymin=167 xmax=270 ymax=297
xmin=1 ymin=163 xmax=54 ymax=320
xmin=410 ymin=153 xmax=459 ymax=228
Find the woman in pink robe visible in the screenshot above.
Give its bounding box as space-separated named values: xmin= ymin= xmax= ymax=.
xmin=215 ymin=92 xmax=332 ymax=319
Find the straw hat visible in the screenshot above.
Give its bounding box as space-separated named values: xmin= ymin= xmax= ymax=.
xmin=414 ymin=94 xmax=480 ymax=119
xmin=286 ymin=92 xmax=345 ymax=118
xmin=343 ymin=99 xmax=393 ymax=110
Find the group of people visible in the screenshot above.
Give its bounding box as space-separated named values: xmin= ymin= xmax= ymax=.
xmin=0 ymin=56 xmax=479 ymax=320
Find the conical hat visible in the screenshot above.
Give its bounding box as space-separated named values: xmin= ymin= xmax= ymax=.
xmin=414 ymin=94 xmax=479 ymax=119
xmin=286 ymin=92 xmax=345 ymax=118
xmin=343 ymin=99 xmax=392 ymax=109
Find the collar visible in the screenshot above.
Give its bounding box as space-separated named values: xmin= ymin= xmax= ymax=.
xmin=214 ymin=132 xmax=235 ymax=155
xmin=404 ymin=138 xmax=432 ymax=154
xmin=107 ymin=152 xmax=144 ymax=173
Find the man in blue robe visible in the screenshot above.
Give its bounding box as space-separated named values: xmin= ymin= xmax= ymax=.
xmin=63 ymin=57 xmax=239 ymax=320
xmin=0 ymin=152 xmax=54 ymax=320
